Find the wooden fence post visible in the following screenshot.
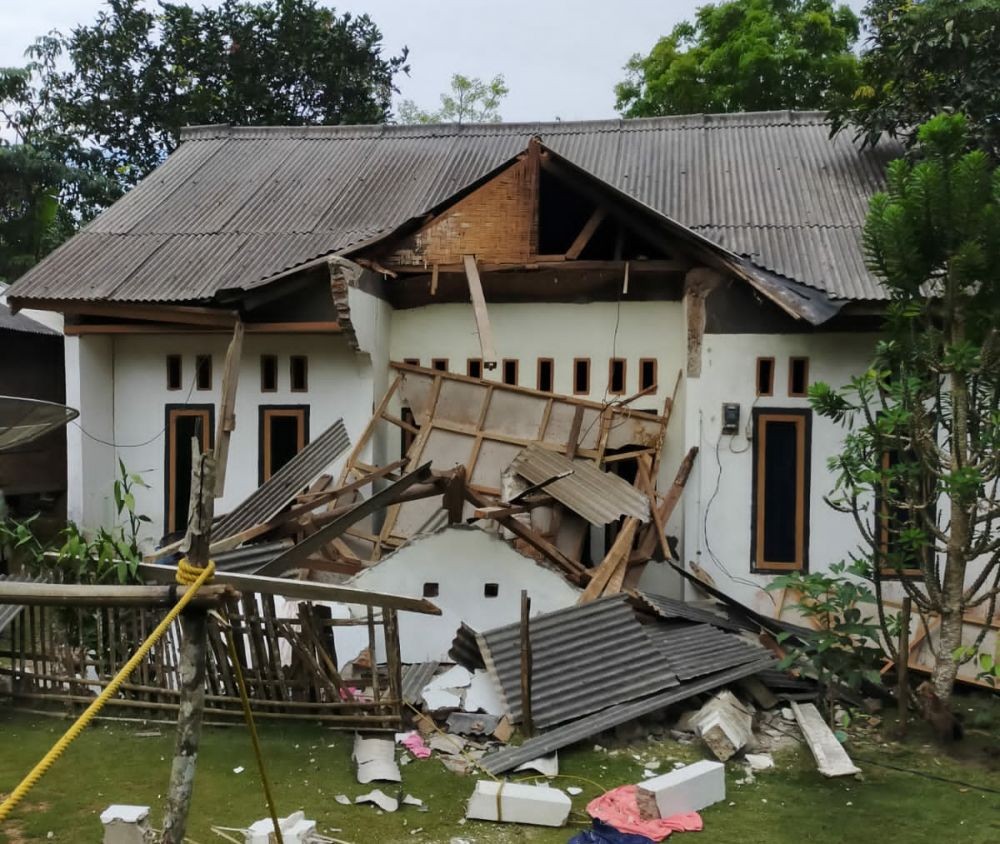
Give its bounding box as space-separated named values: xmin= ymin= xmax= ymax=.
xmin=897 ymin=596 xmax=912 ymax=735
xmin=520 ymin=590 xmax=533 ymax=738
xmin=162 ymin=443 xmax=216 ymax=843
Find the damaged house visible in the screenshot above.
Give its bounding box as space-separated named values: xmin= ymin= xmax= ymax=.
xmin=6 ymin=111 xmax=995 ymax=689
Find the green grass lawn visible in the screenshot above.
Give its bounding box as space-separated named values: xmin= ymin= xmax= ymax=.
xmin=1 ymin=705 xmax=998 ymax=843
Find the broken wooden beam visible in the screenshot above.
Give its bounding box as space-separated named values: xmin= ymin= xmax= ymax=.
xmin=578 ymin=517 xmax=639 ymax=604
xmin=0 ymin=582 xmax=237 ymax=608
xmin=565 ymin=207 xmax=607 ymax=260
xmin=636 ymin=447 xmax=698 ymax=559
xmin=212 ymin=320 xmax=244 ymax=496
xmin=463 ymin=255 xmax=498 ymax=370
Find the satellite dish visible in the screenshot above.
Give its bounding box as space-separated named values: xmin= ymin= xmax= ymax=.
xmin=0 ymin=396 xmax=79 ymax=453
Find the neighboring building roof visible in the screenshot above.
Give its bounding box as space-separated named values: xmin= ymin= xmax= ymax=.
xmin=0 ymin=302 xmax=60 ymax=336
xmin=8 ymin=111 xmax=900 ymax=305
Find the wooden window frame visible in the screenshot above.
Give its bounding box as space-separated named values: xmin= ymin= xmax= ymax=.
xmin=502 ymin=358 xmax=519 ymax=386
xmin=639 ymin=358 xmax=658 ymax=392
xmin=431 ymin=358 xmax=449 ymax=372
xmin=164 ymin=404 xmax=214 ymax=533
xmin=290 ymin=355 xmax=308 ymax=392
xmin=537 ymin=358 xmax=554 ymax=392
xmin=788 ymin=357 xmax=810 ymax=398
xmin=608 ymin=358 xmax=627 ymax=395
xmin=260 ymin=354 xmax=278 ymax=392
xmin=573 ymin=358 xmax=591 ymax=395
xmin=166 ymin=354 xmax=183 ymax=391
xmin=258 ymin=405 xmax=310 ymax=485
xmin=467 ymin=358 xmax=483 ymax=378
xmin=751 ymin=408 xmax=811 ymax=573
xmin=756 ymin=356 xmax=775 ymax=397
xmin=194 ymin=354 xmax=212 ymax=391
xmin=876 ymin=450 xmax=929 ymax=579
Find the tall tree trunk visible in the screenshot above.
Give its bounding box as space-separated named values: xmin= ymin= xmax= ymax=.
xmin=933 ymin=301 xmax=970 ymax=703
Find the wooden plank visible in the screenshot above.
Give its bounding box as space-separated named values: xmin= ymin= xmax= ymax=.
xmin=0 ymin=582 xmax=237 ymax=608
xmin=566 ymin=406 xmax=584 ymax=460
xmin=565 ymin=208 xmax=607 ymax=260
xmin=636 ymin=447 xmax=698 ymax=559
xmin=519 ymin=590 xmax=534 ymax=736
xmin=430 ymin=263 xmax=439 ymax=295
xmin=578 ymin=517 xmax=639 ymax=603
xmin=463 ymin=255 xmax=498 ymax=370
xmin=791 ymin=702 xmax=861 ymax=777
xmin=213 ymin=321 xmax=244 ymax=496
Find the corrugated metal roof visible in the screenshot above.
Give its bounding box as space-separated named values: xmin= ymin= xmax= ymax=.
xmin=8 ymin=112 xmax=899 ymax=304
xmin=509 ymin=444 xmax=650 ymax=526
xmin=633 ymin=590 xmax=746 ymax=633
xmin=643 ymin=622 xmax=769 ymax=681
xmin=214 ymin=419 xmax=349 ymax=540
xmin=213 ymin=539 xmax=293 ymax=573
xmin=0 ymin=304 xmax=59 ymax=336
xmin=449 ymin=622 xmax=486 ymax=671
xmin=401 ymin=661 xmax=440 ymax=706
xmin=0 ymin=572 xmax=46 ymax=635
xmin=480 ymin=655 xmax=775 ymax=775
xmin=476 ymin=595 xmax=679 ymax=729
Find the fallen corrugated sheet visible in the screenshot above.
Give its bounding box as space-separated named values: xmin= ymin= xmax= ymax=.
xmin=449 ymin=623 xmax=486 ymax=671
xmin=401 ymin=661 xmax=441 ymax=706
xmin=509 ymin=443 xmax=650 ymax=525
xmin=0 ymin=573 xmax=47 ymax=635
xmin=214 ymin=418 xmax=350 ymax=540
xmin=476 ymin=595 xmax=679 ymax=729
xmin=213 ymin=539 xmax=293 ymax=573
xmin=480 ymin=656 xmax=775 ymax=775
xmin=633 ymin=590 xmax=746 ymax=633
xmin=643 ymin=622 xmax=770 ymax=681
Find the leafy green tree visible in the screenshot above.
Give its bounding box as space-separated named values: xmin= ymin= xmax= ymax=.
xmin=811 ymin=114 xmax=1000 ymax=703
xmin=0 ymin=42 xmax=117 ymax=282
xmin=27 ymin=0 xmax=408 ymax=188
xmin=398 ymin=73 xmax=508 ymax=124
xmin=615 ymin=0 xmax=860 ymax=117
xmin=830 ymin=1 xmax=1000 ymax=159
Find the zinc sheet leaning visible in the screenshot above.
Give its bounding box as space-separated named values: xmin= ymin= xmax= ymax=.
xmin=643 ymin=622 xmax=770 ymax=681
xmin=634 ymin=590 xmax=746 ymax=633
xmin=475 ymin=594 xmax=679 ymax=730
xmin=480 ymin=656 xmax=776 ymax=775
xmin=213 ymin=418 xmax=350 ymax=540
xmin=509 ymin=443 xmax=650 ymax=525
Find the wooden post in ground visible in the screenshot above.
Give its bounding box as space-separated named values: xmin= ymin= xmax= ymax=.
xmin=162 ymin=442 xmax=216 ymax=844
xmin=897 ymin=596 xmax=912 ymax=735
xmin=519 ymin=589 xmax=534 ymax=738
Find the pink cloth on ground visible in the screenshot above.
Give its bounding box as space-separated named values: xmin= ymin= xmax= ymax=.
xmin=586 ymin=785 xmax=703 ymax=842
xmin=401 ymin=731 xmax=431 ymax=759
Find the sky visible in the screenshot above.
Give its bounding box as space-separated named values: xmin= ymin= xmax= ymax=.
xmin=1 ymin=0 xmax=867 ymax=124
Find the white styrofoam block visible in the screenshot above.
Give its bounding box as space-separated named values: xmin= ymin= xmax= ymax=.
xmin=246 ymin=811 xmax=317 ymax=844
xmin=101 ymin=805 xmax=151 ymax=844
xmin=466 ymin=780 xmax=571 ymax=827
xmin=100 ymin=805 xmax=149 ymax=824
xmin=637 ymin=759 xmax=725 ymax=818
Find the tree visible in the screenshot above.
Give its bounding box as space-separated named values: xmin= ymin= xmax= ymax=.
xmin=615 ymin=0 xmax=860 ymax=117
xmin=829 ymin=1 xmax=1000 ymax=159
xmin=398 ymin=73 xmax=508 ymax=124
xmin=0 ymin=41 xmax=117 ymax=282
xmin=26 ymin=0 xmax=408 ymax=188
xmin=811 ymin=113 xmax=1000 ymax=703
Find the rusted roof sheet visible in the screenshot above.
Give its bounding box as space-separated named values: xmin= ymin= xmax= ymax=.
xmin=509 ymin=443 xmax=650 ymax=526
xmin=213 ymin=418 xmax=349 ymax=540
xmin=476 ymin=595 xmax=679 ymax=729
xmin=480 ymin=655 xmax=775 ymax=774
xmin=8 ymin=112 xmax=899 ymax=304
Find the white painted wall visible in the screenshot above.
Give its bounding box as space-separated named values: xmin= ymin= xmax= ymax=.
xmin=348 ymin=525 xmax=582 ymax=662
xmin=65 ymin=334 xmax=116 ymax=529
xmin=682 ymin=332 xmax=886 ymax=614
xmin=108 ymin=332 xmax=373 ymax=546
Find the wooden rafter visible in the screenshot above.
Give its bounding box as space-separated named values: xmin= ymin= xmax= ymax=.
xmin=213 ymin=321 xmax=244 ymax=496
xmin=463 ymin=255 xmax=498 ymax=370
xmin=566 ymin=208 xmax=607 ymax=260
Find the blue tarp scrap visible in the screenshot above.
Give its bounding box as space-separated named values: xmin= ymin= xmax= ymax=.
xmin=568 ymin=819 xmax=655 ymax=844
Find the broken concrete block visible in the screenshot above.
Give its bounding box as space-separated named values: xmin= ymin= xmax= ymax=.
xmin=447 ymin=711 xmax=501 ymax=736
xmin=353 ymin=734 xmax=401 ymax=784
xmin=637 ymin=760 xmax=726 ymax=818
xmin=513 ymin=752 xmax=559 ymax=777
xmin=465 ymin=780 xmax=571 ymax=827
xmin=745 ymin=753 xmax=775 ymax=772
xmin=100 ymin=805 xmax=151 ymax=844
xmin=356 ymin=789 xmax=399 ymax=813
xmin=792 ymin=702 xmax=861 ymax=778
xmin=693 ymin=691 xmax=754 ymax=761
xmin=246 ymin=811 xmax=316 ymax=844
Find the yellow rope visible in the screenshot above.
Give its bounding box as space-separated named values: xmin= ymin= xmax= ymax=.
xmin=0 ymin=560 xmax=216 ymax=824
